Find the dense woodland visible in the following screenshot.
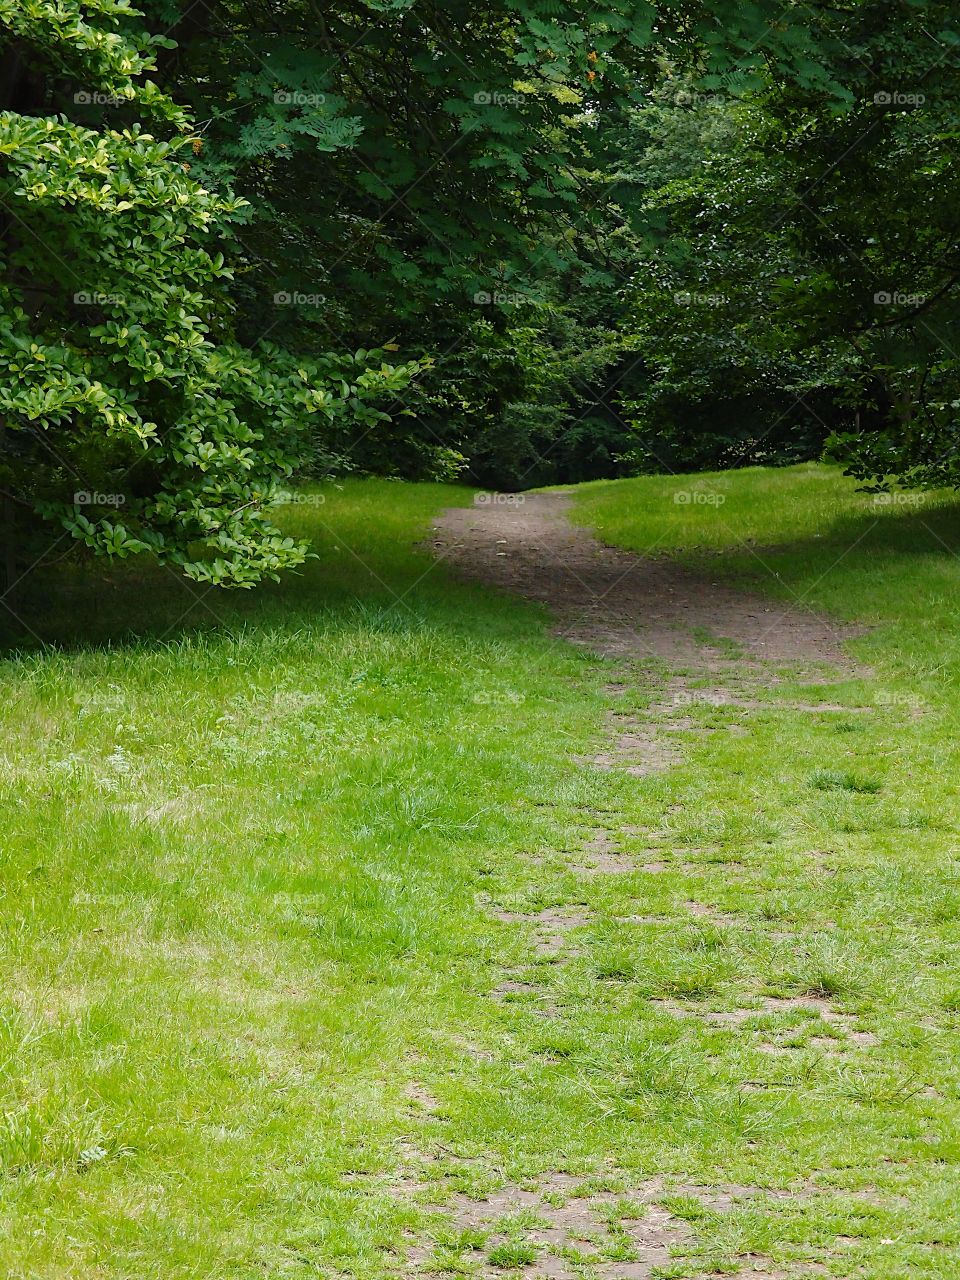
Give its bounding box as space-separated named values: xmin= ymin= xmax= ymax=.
xmin=1 ymin=1 xmax=958 ymax=585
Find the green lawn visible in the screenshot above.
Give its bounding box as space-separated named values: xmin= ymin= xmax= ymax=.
xmin=3 ymin=468 xmax=960 ymax=1278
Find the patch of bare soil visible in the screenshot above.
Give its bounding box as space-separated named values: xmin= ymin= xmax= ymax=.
xmin=430 ymin=495 xmax=861 ymax=667
xmin=585 ymin=722 xmax=686 ymax=778
xmin=652 ymin=995 xmax=879 ymax=1054
xmin=490 ymin=979 xmax=559 ymax=1018
xmin=491 ymin=907 xmax=591 ymax=957
xmin=565 ymin=830 xmax=640 ymax=875
xmin=407 ymin=1173 xmax=692 ymax=1278
xmin=432 ymin=494 xmax=868 ymax=796
xmin=402 ymin=1172 xmax=840 ymax=1279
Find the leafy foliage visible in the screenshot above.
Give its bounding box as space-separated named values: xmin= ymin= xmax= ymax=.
xmin=610 ymin=4 xmax=960 ymax=485
xmin=141 ymin=0 xmax=878 ymax=486
xmin=0 ymin=0 xmax=419 ymax=585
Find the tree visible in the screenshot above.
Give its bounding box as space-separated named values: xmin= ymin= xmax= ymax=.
xmin=9 ymin=0 xmax=951 ymax=531
xmin=0 ymin=0 xmax=419 ymax=587
xmin=137 ymin=1 xmax=856 ymax=484
xmin=594 ymin=2 xmax=960 ymax=485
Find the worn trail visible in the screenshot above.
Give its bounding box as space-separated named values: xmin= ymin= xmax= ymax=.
xmin=387 ymin=496 xmax=877 ymax=1278
xmin=430 ymin=492 xmax=858 ymax=670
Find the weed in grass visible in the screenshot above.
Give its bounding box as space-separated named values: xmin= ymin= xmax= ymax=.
xmin=811 ymin=768 xmax=883 ymax=793
xmin=487 ymin=1240 xmax=538 ymax=1268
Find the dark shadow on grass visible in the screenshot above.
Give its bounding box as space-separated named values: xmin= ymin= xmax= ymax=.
xmin=0 ymin=557 xmax=459 ymax=656
xmin=0 ymin=481 xmax=486 ymax=655
xmin=691 ymin=498 xmax=960 ymax=584
xmin=5 ymin=490 xmax=959 ymax=657
xmin=800 ymin=499 xmax=960 ymax=557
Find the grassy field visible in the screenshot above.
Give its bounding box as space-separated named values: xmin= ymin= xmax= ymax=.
xmin=3 ymin=466 xmax=960 ymax=1278
xmin=0 ymin=481 xmax=629 ymax=1276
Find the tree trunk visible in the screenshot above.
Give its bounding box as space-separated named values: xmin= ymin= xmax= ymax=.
xmin=0 ymin=424 xmax=18 ymax=603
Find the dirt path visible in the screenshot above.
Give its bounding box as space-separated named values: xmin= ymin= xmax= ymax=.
xmin=409 ymin=494 xmax=871 ymax=1278
xmin=431 ymin=493 xmax=858 ymax=671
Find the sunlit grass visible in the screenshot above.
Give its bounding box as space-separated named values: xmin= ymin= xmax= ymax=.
xmin=2 ymin=471 xmax=960 ymax=1277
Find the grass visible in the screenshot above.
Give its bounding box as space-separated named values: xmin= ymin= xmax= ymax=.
xmin=2 ymin=466 xmax=960 ymax=1277
xmin=0 ymin=481 xmax=631 ymax=1277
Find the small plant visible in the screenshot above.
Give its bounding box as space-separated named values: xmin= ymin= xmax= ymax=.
xmin=810 ymin=769 xmax=882 ymax=794
xmin=488 ymin=1241 xmax=538 ymax=1268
